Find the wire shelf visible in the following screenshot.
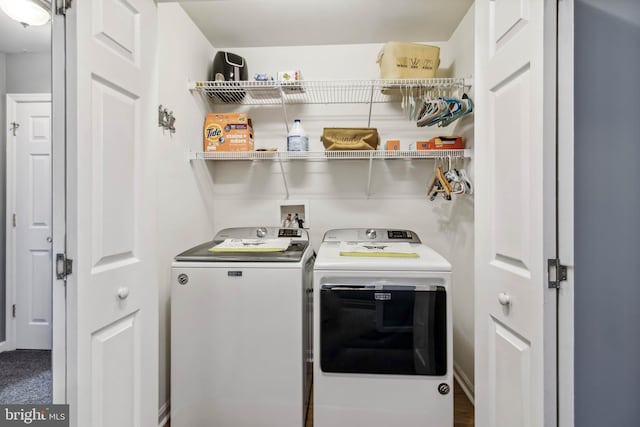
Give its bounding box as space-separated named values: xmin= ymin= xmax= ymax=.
xmin=189 ymin=78 xmax=469 ymax=105
xmin=189 ymin=149 xmax=471 ymax=161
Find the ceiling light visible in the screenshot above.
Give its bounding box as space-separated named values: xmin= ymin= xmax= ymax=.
xmin=0 ymin=0 xmax=50 ymax=27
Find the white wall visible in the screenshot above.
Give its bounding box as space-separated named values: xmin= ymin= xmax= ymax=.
xmin=156 ymin=3 xmax=217 ymax=414
xmin=5 ymin=52 xmax=51 ymax=93
xmin=446 ymin=3 xmax=475 ymax=397
xmin=158 ymin=2 xmax=476 ymax=414
xmin=213 ymin=3 xmax=476 ymax=394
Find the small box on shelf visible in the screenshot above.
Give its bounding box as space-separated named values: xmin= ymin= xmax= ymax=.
xmin=386 ymin=140 xmax=401 ymax=151
xmin=411 ymin=136 xmax=464 ymax=151
xmin=203 ymin=113 xmax=254 ymax=152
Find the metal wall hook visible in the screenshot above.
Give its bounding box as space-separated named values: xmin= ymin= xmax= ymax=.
xmin=166 ymin=112 xmax=176 ymax=134
xmin=10 ymin=122 xmax=20 ymax=136
xmin=158 ymin=105 xmax=177 ymax=134
xmin=158 ymin=105 xmax=167 ymax=127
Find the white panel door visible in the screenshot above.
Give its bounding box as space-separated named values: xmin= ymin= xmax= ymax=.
xmin=15 ymin=101 xmax=52 ymax=350
xmin=65 ymin=0 xmax=158 ymax=425
xmin=475 ymin=1 xmax=557 ymax=427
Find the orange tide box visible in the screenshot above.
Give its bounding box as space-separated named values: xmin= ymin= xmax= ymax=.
xmin=204 ymin=113 xmax=254 ymax=152
xmin=416 ymin=136 xmax=464 ymax=150
xmin=386 ymin=140 xmax=400 ymax=150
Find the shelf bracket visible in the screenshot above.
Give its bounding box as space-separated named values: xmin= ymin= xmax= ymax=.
xmin=277 ymin=153 xmax=290 ymax=199
xmin=279 ymin=87 xmax=290 ymax=134
xmin=463 ymin=77 xmax=474 ymax=93
xmin=367 ymin=84 xmax=375 ymax=128
xmin=365 ymin=153 xmax=374 ymax=198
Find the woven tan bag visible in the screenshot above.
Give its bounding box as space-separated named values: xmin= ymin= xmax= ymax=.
xmin=377 ymin=42 xmax=440 ymax=79
xmin=321 ymin=128 xmax=379 ymax=151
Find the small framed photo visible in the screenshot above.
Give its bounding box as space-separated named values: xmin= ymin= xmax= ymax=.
xmin=277 ymin=200 xmax=309 ymax=229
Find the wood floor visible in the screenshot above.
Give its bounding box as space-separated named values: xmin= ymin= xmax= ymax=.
xmin=167 ymin=380 xmax=474 ymax=427
xmin=454 ymin=380 xmax=475 ymax=426
xmin=304 ymin=379 xmax=475 ymax=427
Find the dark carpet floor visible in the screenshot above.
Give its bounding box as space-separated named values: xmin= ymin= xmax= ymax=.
xmin=0 ymin=350 xmax=52 ymax=404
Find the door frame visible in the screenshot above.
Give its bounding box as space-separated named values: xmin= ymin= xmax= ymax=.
xmin=51 ymin=0 xmax=67 ymax=404
xmin=557 ymin=0 xmax=575 ymax=425
xmin=4 ymin=93 xmax=53 ymax=354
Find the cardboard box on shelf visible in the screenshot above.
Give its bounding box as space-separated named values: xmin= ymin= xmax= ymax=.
xmin=204 ymin=113 xmax=254 ymax=152
xmin=424 ymin=136 xmax=464 ymax=150
xmin=411 ymin=137 xmax=464 ymax=151
xmin=386 ymin=140 xmax=401 ymax=151
xmin=278 ymin=70 xmax=304 ymax=93
xmin=412 ymin=141 xmax=429 ymax=150
xmin=277 ymin=70 xmax=302 ymax=81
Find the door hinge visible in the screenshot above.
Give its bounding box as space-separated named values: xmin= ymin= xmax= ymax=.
xmin=12 ymin=213 xmax=16 ymax=228
xmin=56 ymin=253 xmax=73 ymax=280
xmin=12 ymin=304 xmax=16 ymax=318
xmin=548 ymin=258 xmax=567 ymax=289
xmin=55 ymin=0 xmax=72 ymax=15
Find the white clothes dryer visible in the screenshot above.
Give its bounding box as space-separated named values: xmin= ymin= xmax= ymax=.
xmin=313 ymin=228 xmax=453 ymax=427
xmin=171 ymin=227 xmax=314 ymax=427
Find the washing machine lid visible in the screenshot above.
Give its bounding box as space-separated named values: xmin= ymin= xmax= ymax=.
xmin=314 ymin=229 xmax=450 ymax=272
xmin=174 ymin=227 xmax=310 ymax=263
xmin=314 ymin=242 xmax=451 ymax=271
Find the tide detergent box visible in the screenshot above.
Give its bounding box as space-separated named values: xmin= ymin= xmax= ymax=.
xmin=204 ymin=113 xmax=254 ymax=152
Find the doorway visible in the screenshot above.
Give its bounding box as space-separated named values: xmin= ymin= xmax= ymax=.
xmin=0 ymin=5 xmax=62 ymax=405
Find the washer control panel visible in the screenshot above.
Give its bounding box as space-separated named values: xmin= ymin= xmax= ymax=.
xmin=214 ymin=227 xmax=308 ymax=242
xmin=278 ymin=228 xmax=303 ymax=238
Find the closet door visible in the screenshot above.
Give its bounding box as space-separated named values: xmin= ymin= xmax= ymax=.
xmin=475 ymin=1 xmax=557 ymax=427
xmin=64 ymin=0 xmax=159 ymax=425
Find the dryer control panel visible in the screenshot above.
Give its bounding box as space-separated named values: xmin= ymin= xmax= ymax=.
xmin=387 ymin=230 xmax=414 ymax=240
xmin=322 ymin=228 xmax=421 ymax=243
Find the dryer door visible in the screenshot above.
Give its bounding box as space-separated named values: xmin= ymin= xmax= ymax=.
xmin=320 ymin=283 xmax=446 ymax=376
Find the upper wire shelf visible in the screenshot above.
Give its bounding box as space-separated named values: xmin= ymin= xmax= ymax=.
xmin=188 ymin=78 xmax=470 ymax=106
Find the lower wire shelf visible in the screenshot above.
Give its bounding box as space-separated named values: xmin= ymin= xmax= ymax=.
xmin=188 ymin=149 xmax=472 ymax=200
xmin=187 ymin=149 xmax=471 ymax=161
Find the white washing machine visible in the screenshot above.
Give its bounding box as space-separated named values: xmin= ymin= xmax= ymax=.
xmin=313 ymin=228 xmax=453 ymax=427
xmin=171 ymin=227 xmax=314 ymax=427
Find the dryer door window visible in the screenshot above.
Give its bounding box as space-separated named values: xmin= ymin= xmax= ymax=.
xmin=320 ymin=285 xmax=446 ymax=376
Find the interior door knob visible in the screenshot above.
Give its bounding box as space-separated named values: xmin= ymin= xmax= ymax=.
xmin=117 ymin=287 xmax=130 ymax=300
xmin=46 ymin=237 xmax=52 ymax=243
xmin=498 ymin=293 xmax=511 ymax=306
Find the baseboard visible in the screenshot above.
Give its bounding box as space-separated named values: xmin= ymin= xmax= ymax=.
xmin=453 ymin=363 xmax=475 ymax=406
xmin=0 ymin=336 xmax=16 ymax=354
xmin=158 ymin=400 xmax=170 ymax=427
